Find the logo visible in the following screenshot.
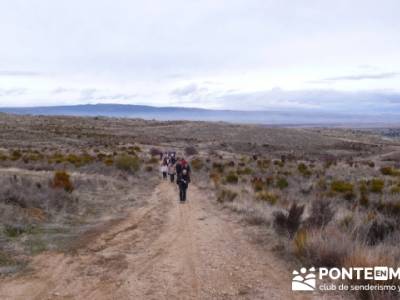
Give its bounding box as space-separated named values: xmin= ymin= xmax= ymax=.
xmin=292 ymin=267 xmax=316 ymax=291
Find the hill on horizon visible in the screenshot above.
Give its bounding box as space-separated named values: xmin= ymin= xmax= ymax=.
xmin=0 ymin=103 xmax=399 ymax=126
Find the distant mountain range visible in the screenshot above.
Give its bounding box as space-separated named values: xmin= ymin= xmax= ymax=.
xmin=0 ymin=104 xmax=399 ymax=126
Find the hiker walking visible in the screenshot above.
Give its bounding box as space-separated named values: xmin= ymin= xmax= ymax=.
xmin=176 ymin=157 xmax=191 ymax=202
xmin=168 ymin=161 xmax=176 ymax=183
xmin=160 ymin=162 xmax=168 ymax=180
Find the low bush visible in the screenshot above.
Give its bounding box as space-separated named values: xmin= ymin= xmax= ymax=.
xmin=237 ymin=167 xmax=253 ymax=175
xmin=390 ymin=184 xmax=400 ymax=194
xmin=256 ymin=191 xmax=279 ymax=205
xmin=331 ymin=180 xmax=354 ymax=193
xmin=297 ymin=226 xmax=351 ymax=268
xmin=366 ymin=219 xmax=395 ymax=245
xmin=191 ymin=158 xmax=204 ymax=171
xmin=257 ymin=159 xmax=270 ymax=169
xmin=369 ymin=178 xmax=384 ymax=193
xmin=273 ymin=203 xmax=304 ymax=237
xmin=115 ymin=154 xmax=141 ymax=173
xmin=380 ymin=166 xmax=400 ymax=176
xmin=3 ymin=224 xmax=35 ymax=238
xmin=103 ymin=157 xmax=114 ymax=166
xmin=217 ymin=189 xmax=238 ymax=203
xmin=225 ymin=171 xmax=239 ymax=184
xmin=359 ymin=193 xmax=369 ymax=207
xmin=149 ymin=148 xmax=162 ymax=157
xmin=276 ymin=177 xmax=289 ymax=190
xmin=273 ymin=160 xmax=284 ymax=167
xmin=184 ymin=146 xmax=198 ymax=156
xmin=298 ymin=163 xmax=312 ymax=177
xmin=306 ymin=198 xmax=334 ymax=228
xmin=212 ymin=162 xmax=224 ymax=173
xmin=251 ymin=177 xmax=264 ymax=192
xmin=52 ymin=171 xmax=74 ymax=193
xmin=65 ymin=153 xmax=94 ymax=167
xmin=209 ymin=172 xmax=221 ymax=185
xmin=147 ymin=157 xmax=159 ymax=164
xmin=10 ymin=150 xmax=22 ymax=161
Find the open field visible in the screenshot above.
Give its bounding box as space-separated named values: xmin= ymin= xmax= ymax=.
xmin=1 ymin=113 xmax=400 ymax=299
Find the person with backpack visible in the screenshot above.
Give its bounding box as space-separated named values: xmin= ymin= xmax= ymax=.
xmin=168 ymin=161 xmax=176 ymax=183
xmin=160 ymin=162 xmax=168 ymax=180
xmin=176 ymin=157 xmax=191 ymax=202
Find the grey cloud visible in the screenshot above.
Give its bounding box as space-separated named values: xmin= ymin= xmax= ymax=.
xmin=323 ymin=72 xmax=398 ymax=81
xmin=0 ymin=70 xmax=39 ymax=77
xmin=0 ymin=88 xmax=27 ymax=96
xmin=52 ymin=87 xmax=77 ymax=94
xmin=171 ymin=84 xmax=201 ymax=97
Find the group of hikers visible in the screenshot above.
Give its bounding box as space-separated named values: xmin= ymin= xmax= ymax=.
xmin=160 ymin=151 xmax=191 ymax=202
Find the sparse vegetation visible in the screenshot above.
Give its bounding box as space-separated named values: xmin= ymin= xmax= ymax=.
xmin=297 ymin=163 xmax=311 ymax=177
xmin=273 ymin=203 xmax=304 ymax=237
xmin=331 ymin=180 xmax=354 ymax=193
xmin=369 ymin=178 xmax=384 ymax=193
xmin=217 ymin=189 xmax=238 ymax=203
xmin=256 ymin=190 xmax=279 ymax=205
xmin=52 ymin=170 xmax=74 ymax=192
xmin=115 ymin=154 xmax=141 ymax=173
xmin=191 ymin=158 xmax=204 ymax=171
xmin=225 ymin=171 xmax=239 ymax=184
xmin=184 ymin=146 xmax=198 ymax=156
xmin=276 ymin=177 xmax=289 ymax=190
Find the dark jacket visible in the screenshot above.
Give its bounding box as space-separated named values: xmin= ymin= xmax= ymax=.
xmin=176 ymin=162 xmax=191 ymax=184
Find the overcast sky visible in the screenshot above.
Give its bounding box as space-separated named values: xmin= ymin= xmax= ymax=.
xmin=0 ymin=0 xmax=399 ymax=112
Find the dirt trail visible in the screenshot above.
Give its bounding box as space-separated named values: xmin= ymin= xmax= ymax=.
xmin=0 ymin=181 xmax=318 ymax=300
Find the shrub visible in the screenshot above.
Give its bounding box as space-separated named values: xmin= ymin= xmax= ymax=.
xmin=307 ymin=198 xmax=334 ymax=228
xmin=149 ymin=148 xmax=162 ymax=157
xmin=184 ymin=146 xmax=198 ymax=156
xmin=359 ymin=193 xmax=369 ymax=207
xmin=52 ymin=170 xmax=74 ymax=192
xmin=273 ymin=203 xmax=304 ymax=237
xmin=237 ymin=167 xmax=253 ymax=175
xmin=11 ymin=150 xmax=22 ymax=161
xmin=380 ymin=166 xmax=400 ymax=176
xmin=65 ymin=153 xmax=94 ymax=167
xmin=366 ymin=219 xmax=395 ymax=245
xmin=191 ymin=158 xmax=204 ymax=171
xmin=0 ymin=251 xmax=16 ymax=266
xmin=331 ymin=180 xmax=354 ymax=193
xmin=369 ymin=178 xmax=384 ymax=193
xmin=0 ymin=152 xmax=8 ymax=161
xmin=298 ymin=227 xmax=350 ymax=268
xmin=273 ymin=160 xmax=284 ymax=167
xmin=3 ymin=224 xmax=35 ymax=237
xmin=251 ymin=177 xmax=264 ymax=192
xmin=276 ymin=177 xmax=289 ymax=189
xmin=390 ymin=185 xmax=400 ymax=194
xmin=257 ymin=159 xmax=270 ymax=169
xmin=145 ymin=165 xmax=153 ymax=172
xmin=225 ymin=171 xmax=239 ymax=184
xmin=212 ymin=162 xmax=224 ymax=173
xmin=217 ymin=189 xmax=238 ymax=203
xmin=103 ymin=158 xmax=114 ymax=166
xmin=115 ymin=155 xmax=140 ymax=173
xmin=209 ymin=172 xmax=221 ymax=185
xmin=298 ymin=163 xmax=311 ymax=177
xmin=147 ymin=157 xmax=159 ymax=164
xmin=256 ymin=191 xmax=279 ymax=205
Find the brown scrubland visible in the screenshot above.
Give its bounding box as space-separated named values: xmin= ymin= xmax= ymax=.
xmin=1 ymin=113 xmax=400 ymax=299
